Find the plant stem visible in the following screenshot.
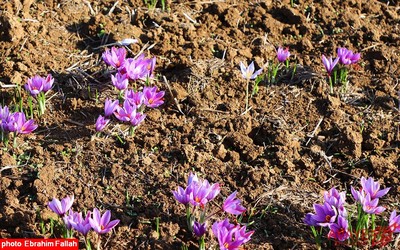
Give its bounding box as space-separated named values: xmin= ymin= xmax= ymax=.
xmin=245 ymin=79 xmax=249 ymax=111
xmin=198 ymin=236 xmax=205 ymax=250
xmin=85 ymin=236 xmax=92 ymax=250
xmin=328 ymin=76 xmax=333 ymax=94
xmin=129 ymin=126 xmax=135 ymax=136
xmin=186 ymin=206 xmax=193 ymax=231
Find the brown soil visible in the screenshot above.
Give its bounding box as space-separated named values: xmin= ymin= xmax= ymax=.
xmin=0 ymin=0 xmax=399 ymax=249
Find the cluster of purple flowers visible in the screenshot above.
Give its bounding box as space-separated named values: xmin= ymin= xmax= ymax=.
xmin=24 ymin=74 xmax=54 ymax=116
xmin=173 ymin=172 xmax=253 ymax=249
xmin=48 ymin=195 xmax=120 ymax=237
xmin=321 ymin=47 xmax=360 ymax=93
xmin=25 ymin=74 xmax=54 ymax=96
xmin=322 ymin=47 xmax=360 ymax=75
xmin=351 ymin=176 xmax=390 ymax=214
xmin=304 ymin=187 xmax=350 ymax=241
xmin=305 ymin=177 xmax=400 ymax=247
xmin=240 ymin=46 xmax=290 ymax=81
xmin=102 ymin=47 xmax=156 ymax=86
xmin=0 ymin=105 xmax=37 ymax=138
xmin=95 ymin=47 xmax=164 ymax=134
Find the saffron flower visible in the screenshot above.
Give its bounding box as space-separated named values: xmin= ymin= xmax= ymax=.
xmin=25 ymin=74 xmax=54 ymax=96
xmin=189 ymin=179 xmax=214 ymax=207
xmin=114 ymin=100 xmax=137 ymax=122
xmin=206 ymin=182 xmax=221 ymax=201
xmin=125 ymin=89 xmax=144 ymax=107
xmin=304 ymin=202 xmax=337 ymax=227
xmin=277 ymin=47 xmax=290 ymax=62
xmin=172 ymin=186 xmax=191 ymax=205
xmin=361 ymin=193 xmax=385 ymax=214
xmin=102 ymin=47 xmax=126 ymax=68
xmin=146 ymin=56 xmax=157 ymax=78
xmin=172 ymin=172 xmax=199 ymax=205
xmin=389 ymin=210 xmax=400 ymax=233
xmin=328 ymin=216 xmax=350 ymax=242
xmin=70 ymin=211 xmax=92 ymax=236
xmin=63 ymin=210 xmax=76 ymax=230
xmin=222 ymin=191 xmax=246 ymax=215
xmin=122 ymin=55 xmax=153 ymax=81
xmin=321 ymin=55 xmax=339 ymax=76
xmin=42 ymin=74 xmax=54 ymax=92
xmin=212 ymin=219 xmax=254 ymax=250
xmin=104 ymin=99 xmax=119 ymax=117
xmin=337 ymin=47 xmax=361 ymax=65
xmin=0 ymin=105 xmax=10 ymax=131
xmin=48 ymin=195 xmax=74 ymax=216
xmin=89 ymin=208 xmax=120 ymax=234
xmin=95 ymin=115 xmax=110 ymax=132
xmin=360 ymin=177 xmax=390 ymax=200
xmin=188 ymin=177 xmax=221 ymax=207
xmin=304 ymin=213 xmax=318 ymax=226
xmin=129 ymin=112 xmax=146 ymax=127
xmin=25 ymin=74 xmax=54 ymax=115
xmin=6 ymin=112 xmax=38 ymax=134
xmin=240 ymin=61 xmax=262 ymax=80
xmin=143 ymin=86 xmax=165 ymax=108
xmin=324 ymin=187 xmax=347 ymax=215
xmin=193 ymin=221 xmax=207 ymax=237
xmin=111 ymin=72 xmax=129 ymax=91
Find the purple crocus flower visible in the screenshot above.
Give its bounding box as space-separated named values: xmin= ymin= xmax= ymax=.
xmin=125 ymin=89 xmax=144 ymax=107
xmin=123 ymin=55 xmax=150 ymax=81
xmin=25 ymin=76 xmax=44 ymax=96
xmin=240 ymin=61 xmax=263 ymax=80
xmin=104 ymin=98 xmax=119 ymax=117
xmin=206 ymin=182 xmax=221 ymax=201
xmin=42 ymin=74 xmax=54 ymax=92
xmin=305 ymin=202 xmax=337 ymax=227
xmin=95 ymin=115 xmax=110 ymax=132
xmin=328 ymin=216 xmax=350 ymax=242
xmin=25 ymin=74 xmax=54 ymax=96
xmin=63 ymin=209 xmax=76 ymax=230
xmin=129 ymin=112 xmax=146 ymax=127
xmin=89 ymin=208 xmax=120 ymax=234
xmin=102 ymin=47 xmax=126 ymax=68
xmin=172 ymin=186 xmax=191 ymax=205
xmin=172 ymin=172 xmax=199 ymax=205
xmin=143 ymin=86 xmax=165 ymax=108
xmin=6 ymin=112 xmax=38 ymax=134
xmin=189 ymin=179 xmax=213 ymax=207
xmin=188 ymin=172 xmax=199 ymax=185
xmin=304 ymin=213 xmax=318 ymax=226
xmin=277 ymin=47 xmax=290 ymax=62
xmin=111 ymin=72 xmax=129 ymax=91
xmin=360 ymin=177 xmax=390 ymax=200
xmin=193 ymin=221 xmax=207 ymax=237
xmin=321 ymin=55 xmax=339 ymax=76
xmin=48 ymin=195 xmax=74 ymax=216
xmin=337 ymin=47 xmax=361 ymax=65
xmin=389 ymin=210 xmax=400 ymax=233
xmin=361 ymin=193 xmax=385 ymax=214
xmin=222 ymin=191 xmax=246 ymax=215
xmin=70 ymin=211 xmax=92 ymax=236
xmin=324 ymin=187 xmax=347 ymax=216
xmin=0 ymin=105 xmax=10 ymax=131
xmin=146 ymin=56 xmax=157 ymax=78
xmin=212 ymin=218 xmax=254 ymax=250
xmin=114 ymin=100 xmax=137 ymax=122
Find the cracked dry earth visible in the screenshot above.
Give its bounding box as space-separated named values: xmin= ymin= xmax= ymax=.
xmin=0 ymin=0 xmax=399 ymax=249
